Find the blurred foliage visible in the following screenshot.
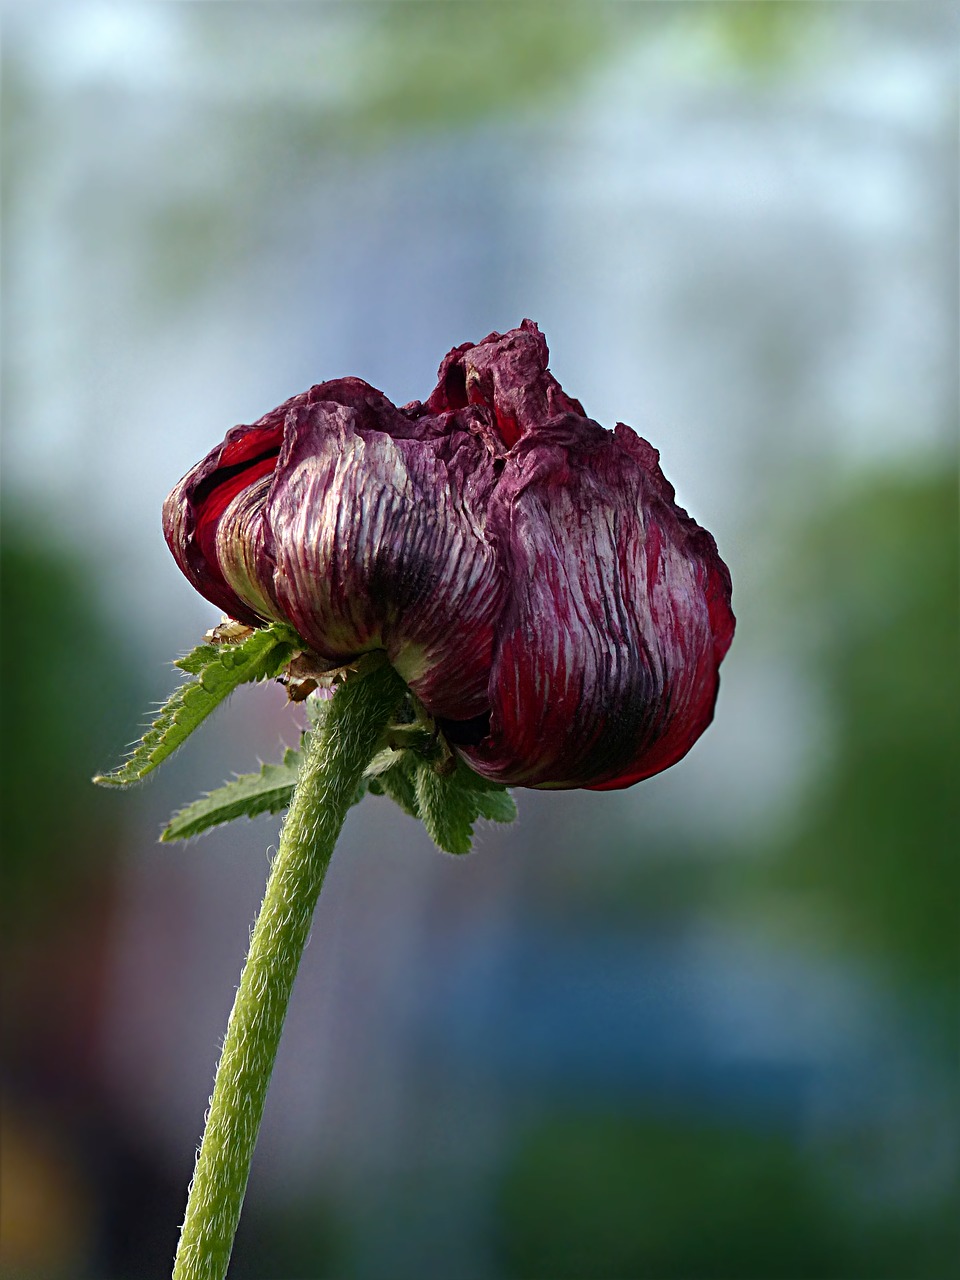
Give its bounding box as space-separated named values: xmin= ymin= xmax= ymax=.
xmin=1 ymin=0 xmax=830 ymax=311
xmin=706 ymin=0 xmax=823 ymax=72
xmin=144 ymin=2 xmax=621 ymax=302
xmin=497 ymin=1110 xmax=958 ymax=1279
xmin=769 ymin=469 xmax=959 ymax=996
xmin=0 ymin=513 xmax=142 ymax=939
xmin=310 ymin=2 xmax=614 ymax=140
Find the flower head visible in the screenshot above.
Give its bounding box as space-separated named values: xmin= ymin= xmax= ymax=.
xmin=163 ymin=321 xmax=734 ymax=789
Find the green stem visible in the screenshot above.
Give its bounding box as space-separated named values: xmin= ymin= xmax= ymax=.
xmin=172 ymin=658 xmax=406 ymax=1280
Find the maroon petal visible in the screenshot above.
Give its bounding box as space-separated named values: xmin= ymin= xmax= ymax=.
xmin=426 ymin=319 xmax=586 ymax=448
xmin=162 ymin=379 xmax=432 ymax=626
xmin=163 ymin=324 xmax=734 ymax=793
xmin=455 ymin=417 xmax=735 ymax=789
xmin=258 ymin=402 xmax=504 ymax=720
xmin=162 ymin=421 xmax=285 ymax=625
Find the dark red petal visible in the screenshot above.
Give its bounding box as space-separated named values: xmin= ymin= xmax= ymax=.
xmin=426 ymin=319 xmax=586 ymax=448
xmin=456 ymin=418 xmax=735 ymax=789
xmin=194 ymin=451 xmax=281 ymax=591
xmin=161 ymin=378 xmax=411 ymax=627
xmin=162 ymin=422 xmax=284 ymax=625
xmin=162 ymin=327 xmax=734 ymax=797
xmin=258 ymin=402 xmax=504 ymax=720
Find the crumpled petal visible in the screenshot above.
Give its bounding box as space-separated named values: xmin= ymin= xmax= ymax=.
xmin=259 ymin=401 xmax=502 ymax=718
xmin=163 ymin=378 xmax=505 ymax=721
xmin=163 ymin=321 xmax=735 ymax=790
xmin=426 ymin=317 xmax=587 ymax=447
xmin=453 ymin=417 xmax=735 ymax=789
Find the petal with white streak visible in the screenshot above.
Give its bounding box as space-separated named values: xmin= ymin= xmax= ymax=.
xmin=260 ymin=403 xmax=504 ymax=720
xmin=457 ymin=418 xmax=734 ymax=788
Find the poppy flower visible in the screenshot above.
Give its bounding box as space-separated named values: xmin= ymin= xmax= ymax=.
xmin=163 ymin=321 xmax=734 ymax=789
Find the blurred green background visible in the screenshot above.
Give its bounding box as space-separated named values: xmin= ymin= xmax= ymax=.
xmin=2 ymin=3 xmax=957 ymax=1278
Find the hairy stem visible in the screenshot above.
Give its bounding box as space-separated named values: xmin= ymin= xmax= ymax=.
xmin=172 ymin=658 xmax=406 ymax=1280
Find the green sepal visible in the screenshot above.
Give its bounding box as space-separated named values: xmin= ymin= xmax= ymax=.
xmin=410 ymin=755 xmax=516 ymax=855
xmin=93 ymin=623 xmax=299 ymax=788
xmin=154 ymin=680 xmax=517 ymax=853
xmin=414 ymin=761 xmax=476 ymax=855
xmin=473 ymin=787 xmax=518 ymax=824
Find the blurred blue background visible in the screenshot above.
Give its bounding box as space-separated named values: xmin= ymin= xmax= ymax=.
xmin=2 ymin=3 xmax=957 ymax=1278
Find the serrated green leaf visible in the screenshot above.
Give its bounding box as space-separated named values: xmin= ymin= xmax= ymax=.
xmin=161 ymin=755 xmax=302 ymax=842
xmin=409 ymin=755 xmax=517 ymax=852
xmin=94 ymin=624 xmax=297 ymax=787
xmin=414 ymin=761 xmax=480 ymax=855
xmin=374 ymin=754 xmax=422 ymax=820
xmin=473 ymin=788 xmax=517 ymax=824
xmin=161 ymin=732 xmax=374 ymax=842
xmin=173 ymin=643 xmax=223 ymax=676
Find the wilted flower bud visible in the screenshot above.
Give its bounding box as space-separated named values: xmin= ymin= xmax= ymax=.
xmin=163 ymin=322 xmax=734 ymax=789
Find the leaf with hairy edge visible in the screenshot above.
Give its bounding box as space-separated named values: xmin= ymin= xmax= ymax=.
xmin=474 ymin=788 xmax=518 ymax=824
xmin=171 ymin=644 xmax=224 ymax=677
xmin=93 ymin=624 xmax=298 ymax=787
xmin=152 ymin=668 xmax=518 ymax=847
xmin=162 ymin=736 xmax=376 ymax=842
xmin=161 ymin=749 xmax=302 ymax=842
xmin=412 ymin=755 xmax=517 ymax=853
xmin=414 ymin=763 xmax=474 ymax=854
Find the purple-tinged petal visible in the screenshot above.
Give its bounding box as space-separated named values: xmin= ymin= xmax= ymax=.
xmin=163 ymin=378 xmax=437 ymax=626
xmin=213 ymin=472 xmax=284 ymax=626
xmin=425 ymin=319 xmax=586 ymax=447
xmin=257 ymin=402 xmax=503 ymax=720
xmin=163 ymin=324 xmax=734 ymax=791
xmin=162 ymin=421 xmax=285 ymax=625
xmin=455 ymin=417 xmax=734 ymax=789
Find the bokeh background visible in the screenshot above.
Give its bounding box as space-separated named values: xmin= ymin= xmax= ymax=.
xmin=2 ymin=3 xmax=957 ymax=1278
